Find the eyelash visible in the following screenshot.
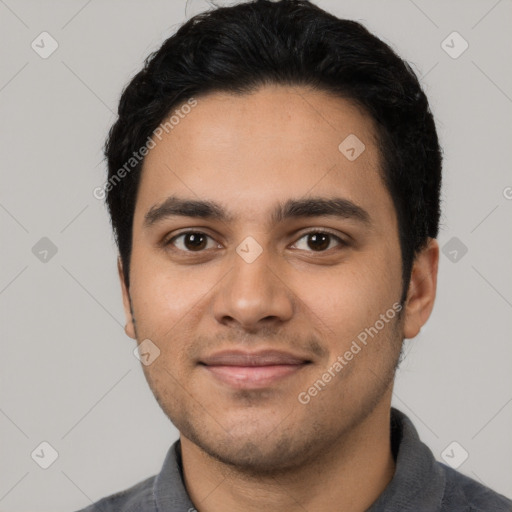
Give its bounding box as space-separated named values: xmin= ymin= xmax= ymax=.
xmin=164 ymin=229 xmax=347 ymax=254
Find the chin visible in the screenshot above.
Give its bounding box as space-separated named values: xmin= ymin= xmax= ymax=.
xmin=176 ymin=409 xmax=319 ymax=475
xmin=194 ymin=431 xmax=312 ymax=476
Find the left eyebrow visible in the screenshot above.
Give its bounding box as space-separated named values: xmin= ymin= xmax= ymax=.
xmin=273 ymin=197 xmax=372 ymax=226
xmin=143 ymin=195 xmax=372 ymax=229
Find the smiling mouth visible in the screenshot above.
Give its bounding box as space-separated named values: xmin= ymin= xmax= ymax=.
xmin=199 ymin=350 xmax=312 ymax=389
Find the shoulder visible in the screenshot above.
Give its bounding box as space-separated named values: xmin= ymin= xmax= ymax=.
xmin=439 ymin=462 xmax=512 ymax=512
xmin=74 ymin=475 xmax=156 ymax=512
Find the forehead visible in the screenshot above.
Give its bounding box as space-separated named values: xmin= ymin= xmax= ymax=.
xmin=134 ymin=85 xmax=394 ymax=229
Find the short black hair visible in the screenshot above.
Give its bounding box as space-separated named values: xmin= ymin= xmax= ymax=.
xmin=104 ymin=0 xmax=442 ymax=304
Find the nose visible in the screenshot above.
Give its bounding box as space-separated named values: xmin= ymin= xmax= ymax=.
xmin=212 ymin=245 xmax=294 ymax=332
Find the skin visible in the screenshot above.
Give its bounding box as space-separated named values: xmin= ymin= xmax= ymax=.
xmin=118 ymin=85 xmax=439 ymax=512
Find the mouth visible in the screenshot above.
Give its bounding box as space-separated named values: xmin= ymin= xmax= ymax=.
xmin=199 ymin=349 xmax=312 ymax=389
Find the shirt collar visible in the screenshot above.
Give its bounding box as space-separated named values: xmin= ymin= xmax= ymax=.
xmin=153 ymin=440 xmax=195 ymax=511
xmin=367 ymin=408 xmax=446 ymax=511
xmin=152 ymin=408 xmax=446 ymax=511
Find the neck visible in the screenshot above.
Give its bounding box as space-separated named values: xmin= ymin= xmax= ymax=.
xmin=180 ymin=402 xmax=396 ymax=512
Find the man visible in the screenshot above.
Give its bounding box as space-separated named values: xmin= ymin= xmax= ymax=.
xmin=79 ymin=0 xmax=512 ymax=510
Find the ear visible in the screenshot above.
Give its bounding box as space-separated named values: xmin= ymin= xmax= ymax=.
xmin=402 ymin=238 xmax=439 ymax=339
xmin=117 ymin=257 xmax=136 ymax=340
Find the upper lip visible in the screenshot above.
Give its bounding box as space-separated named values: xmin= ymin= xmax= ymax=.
xmin=200 ymin=349 xmax=311 ymax=367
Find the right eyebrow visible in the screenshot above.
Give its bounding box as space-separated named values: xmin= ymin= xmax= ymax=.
xmin=144 ymin=196 xmax=234 ymax=228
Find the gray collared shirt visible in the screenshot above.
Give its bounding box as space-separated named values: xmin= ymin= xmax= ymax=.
xmin=76 ymin=408 xmax=512 ymax=511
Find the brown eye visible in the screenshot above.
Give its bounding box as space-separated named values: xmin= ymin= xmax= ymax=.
xmin=183 ymin=233 xmax=207 ymax=251
xmin=293 ymin=231 xmax=345 ymax=252
xmin=307 ymin=232 xmax=331 ymax=251
xmin=167 ymin=231 xmax=215 ymax=252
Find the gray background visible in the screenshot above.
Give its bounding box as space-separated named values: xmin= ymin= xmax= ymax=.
xmin=1 ymin=0 xmax=511 ymax=510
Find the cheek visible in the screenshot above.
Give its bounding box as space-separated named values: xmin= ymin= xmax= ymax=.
xmin=293 ymin=274 xmax=368 ymax=345
xmin=293 ymin=255 xmax=400 ymax=344
xmin=128 ymin=246 xmax=214 ymax=337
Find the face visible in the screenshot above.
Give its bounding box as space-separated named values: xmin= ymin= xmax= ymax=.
xmin=119 ymin=85 xmax=437 ymax=473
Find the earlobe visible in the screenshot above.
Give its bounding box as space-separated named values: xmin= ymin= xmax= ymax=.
xmin=402 ymin=238 xmax=439 ymax=340
xmin=117 ymin=257 xmax=137 ymax=340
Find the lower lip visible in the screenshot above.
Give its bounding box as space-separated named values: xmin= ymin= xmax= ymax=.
xmin=203 ymin=364 xmax=306 ymax=389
